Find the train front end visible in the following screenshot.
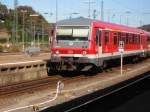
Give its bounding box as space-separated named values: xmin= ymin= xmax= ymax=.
xmin=50 ymin=18 xmax=96 ymax=71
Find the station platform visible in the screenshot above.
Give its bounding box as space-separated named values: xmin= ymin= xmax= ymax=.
xmin=0 ymin=53 xmax=51 ymax=64
xmin=0 ymin=53 xmax=51 ymax=87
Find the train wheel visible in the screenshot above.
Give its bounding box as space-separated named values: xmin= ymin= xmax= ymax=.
xmin=47 ymin=62 xmax=62 ymax=75
xmin=102 ymin=61 xmax=107 ymax=69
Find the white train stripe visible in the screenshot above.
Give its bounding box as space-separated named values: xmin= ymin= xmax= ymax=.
xmin=53 ymin=49 xmax=149 ymax=59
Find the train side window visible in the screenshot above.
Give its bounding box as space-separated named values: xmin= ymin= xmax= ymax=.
xmin=132 ymin=34 xmax=135 ymax=44
xmin=148 ymin=37 xmax=149 ymax=44
xmin=134 ymin=34 xmax=138 ymax=44
xmin=147 ymin=36 xmax=150 ymax=45
xmin=126 ymin=33 xmax=129 ymax=44
xmin=121 ymin=33 xmax=125 ymax=43
xmin=95 ymin=29 xmax=102 ymax=46
xmin=138 ymin=35 xmax=141 ymax=44
xmin=113 ymin=32 xmax=117 ymax=45
xmin=129 ymin=33 xmax=132 ymax=44
xmin=118 ymin=32 xmax=121 ymax=44
xmin=104 ymin=32 xmax=109 ymax=45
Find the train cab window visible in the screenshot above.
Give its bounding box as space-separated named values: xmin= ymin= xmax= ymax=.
xmin=113 ymin=32 xmax=118 ymax=45
xmin=95 ymin=29 xmax=102 ymax=46
xmin=104 ymin=32 xmax=109 ymax=45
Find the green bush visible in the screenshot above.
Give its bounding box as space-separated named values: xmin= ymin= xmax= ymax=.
xmin=0 ymin=44 xmax=3 ymax=52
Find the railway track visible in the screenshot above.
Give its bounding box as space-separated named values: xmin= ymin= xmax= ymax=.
xmin=0 ymin=75 xmax=88 ymax=97
xmin=0 ymin=58 xmax=149 ymax=97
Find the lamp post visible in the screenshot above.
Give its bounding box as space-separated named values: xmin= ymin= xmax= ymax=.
xmin=21 ymin=10 xmax=27 ymax=51
xmin=44 ymin=12 xmax=53 ymax=45
xmin=29 ymin=14 xmax=39 ymax=47
xmin=56 ymin=0 xmax=58 ymax=23
xmin=120 ymin=15 xmax=122 ymax=24
xmin=125 ymin=11 xmax=131 ymax=26
xmin=13 ymin=0 xmax=18 ymax=44
xmin=111 ymin=14 xmax=115 ymax=23
xmin=84 ymin=0 xmax=95 ymax=19
xmin=140 ymin=12 xmax=150 ymax=26
xmin=101 ymin=0 xmax=104 ymax=21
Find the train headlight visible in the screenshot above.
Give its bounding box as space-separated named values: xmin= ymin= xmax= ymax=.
xmin=56 ymin=50 xmax=60 ymax=55
xmin=82 ymin=51 xmax=87 ymax=56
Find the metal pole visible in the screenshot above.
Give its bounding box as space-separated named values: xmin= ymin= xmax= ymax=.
xmin=126 ymin=15 xmax=128 ymax=26
xmin=42 ymin=22 xmax=44 ymax=44
xmin=34 ymin=24 xmax=35 ymax=47
xmin=84 ymin=1 xmax=95 ymax=19
xmin=30 ymin=14 xmax=39 ymax=47
xmin=30 ymin=17 xmax=32 ymax=46
xmin=120 ymin=15 xmax=122 ymax=24
xmin=13 ymin=0 xmax=18 ymax=44
xmin=21 ymin=10 xmax=27 ymax=51
xmin=121 ymin=52 xmax=123 ymax=75
xmin=89 ymin=0 xmax=91 ymax=18
xmin=56 ymin=0 xmax=58 ymax=23
xmin=101 ymin=0 xmax=104 ymax=21
xmin=15 ymin=0 xmax=18 ymax=43
xmin=22 ymin=12 xmax=24 ymax=51
xmin=125 ymin=11 xmax=131 ymax=26
xmin=38 ymin=33 xmax=40 ymax=48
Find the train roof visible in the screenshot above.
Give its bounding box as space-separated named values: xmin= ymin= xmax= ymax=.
xmin=57 ymin=17 xmax=92 ymax=26
xmin=57 ymin=17 xmax=146 ymax=34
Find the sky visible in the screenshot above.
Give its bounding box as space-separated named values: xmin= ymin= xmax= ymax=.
xmin=1 ymin=0 xmax=150 ymax=27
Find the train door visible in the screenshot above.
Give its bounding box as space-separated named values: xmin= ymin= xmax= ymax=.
xmin=141 ymin=34 xmax=146 ymax=50
xmin=137 ymin=34 xmax=141 ymax=49
xmin=95 ymin=28 xmax=102 ymax=66
xmin=102 ymin=30 xmax=111 ymax=53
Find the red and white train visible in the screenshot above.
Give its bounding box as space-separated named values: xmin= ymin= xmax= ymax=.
xmin=50 ymin=17 xmax=150 ymax=71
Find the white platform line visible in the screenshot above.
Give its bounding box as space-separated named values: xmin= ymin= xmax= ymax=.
xmin=0 ymin=60 xmax=44 ymax=66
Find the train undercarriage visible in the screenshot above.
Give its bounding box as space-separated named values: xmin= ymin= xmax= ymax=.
xmin=47 ymin=52 xmax=150 ymax=75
